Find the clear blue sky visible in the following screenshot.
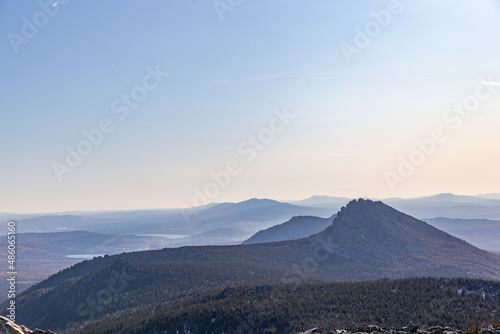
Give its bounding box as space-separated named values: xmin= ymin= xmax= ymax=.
xmin=1 ymin=0 xmax=500 ymax=213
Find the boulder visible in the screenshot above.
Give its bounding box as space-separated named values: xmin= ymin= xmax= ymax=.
xmin=0 ymin=316 xmax=56 ymax=334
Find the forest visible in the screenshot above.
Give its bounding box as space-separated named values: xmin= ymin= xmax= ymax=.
xmin=61 ymin=277 xmax=500 ymax=334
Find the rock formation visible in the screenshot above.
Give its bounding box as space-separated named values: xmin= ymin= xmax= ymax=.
xmin=0 ymin=316 xmax=55 ymax=334
xmin=297 ymin=323 xmax=500 ymax=334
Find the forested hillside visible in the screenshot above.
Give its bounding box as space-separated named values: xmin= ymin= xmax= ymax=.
xmin=62 ymin=277 xmax=500 ymax=334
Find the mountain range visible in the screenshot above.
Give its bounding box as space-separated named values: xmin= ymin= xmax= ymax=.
xmin=384 ymin=193 xmax=500 ymax=219
xmin=0 ymin=199 xmax=335 ymax=297
xmin=3 ymin=194 xmax=500 ymax=301
xmin=6 ymin=199 xmax=500 ymax=331
xmin=2 ymin=199 xmax=334 ymax=237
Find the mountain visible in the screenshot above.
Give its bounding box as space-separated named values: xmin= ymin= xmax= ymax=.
xmin=183 ymin=198 xmax=334 ymax=236
xmin=424 ymin=217 xmax=500 ymax=252
xmin=242 ymin=214 xmax=336 ymax=244
xmin=207 ymin=198 xmax=285 ymax=212
xmin=310 ymin=199 xmax=499 ymax=271
xmin=7 ymin=199 xmax=500 ymax=331
xmin=288 ymin=196 xmax=351 ymax=208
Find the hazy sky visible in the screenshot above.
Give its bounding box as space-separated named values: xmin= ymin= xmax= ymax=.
xmin=1 ymin=0 xmax=500 ymax=213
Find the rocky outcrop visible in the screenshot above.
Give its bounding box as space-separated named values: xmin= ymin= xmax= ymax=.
xmin=297 ymin=324 xmax=466 ymax=334
xmin=479 ymin=326 xmax=500 ymax=334
xmin=0 ymin=316 xmax=56 ymax=334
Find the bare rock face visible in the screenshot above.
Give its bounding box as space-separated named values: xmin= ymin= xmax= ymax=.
xmin=0 ymin=316 xmax=56 ymax=334
xmin=296 ymin=324 xmax=464 ymax=334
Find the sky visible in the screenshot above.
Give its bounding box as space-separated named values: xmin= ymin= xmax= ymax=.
xmin=1 ymin=0 xmax=500 ymax=213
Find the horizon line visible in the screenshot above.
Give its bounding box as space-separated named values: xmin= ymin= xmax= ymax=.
xmin=2 ymin=192 xmax=499 ymax=216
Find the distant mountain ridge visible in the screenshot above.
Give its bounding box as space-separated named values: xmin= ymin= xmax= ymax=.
xmin=208 ymin=198 xmax=285 ymax=212
xmin=424 ymin=217 xmax=500 ymax=252
xmin=391 ymin=193 xmax=500 ymax=203
xmin=288 ymin=196 xmax=351 ymax=208
xmin=284 ymin=193 xmax=500 ymax=219
xmin=8 ymin=198 xmax=334 ymax=236
xmin=476 ymin=193 xmax=500 ymax=200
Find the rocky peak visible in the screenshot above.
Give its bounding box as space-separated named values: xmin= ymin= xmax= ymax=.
xmin=0 ymin=316 xmax=56 ymax=334
xmin=315 ymin=198 xmax=472 ymax=266
xmin=336 ymin=198 xmax=400 ymax=222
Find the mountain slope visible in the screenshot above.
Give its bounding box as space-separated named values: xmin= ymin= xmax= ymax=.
xmin=0 ymin=231 xmax=175 ymax=298
xmin=242 ymin=215 xmax=335 ymax=244
xmin=8 ymin=199 xmax=500 ymax=330
xmin=15 ymin=258 xmax=288 ymax=331
xmin=309 ymin=199 xmax=497 ymax=271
